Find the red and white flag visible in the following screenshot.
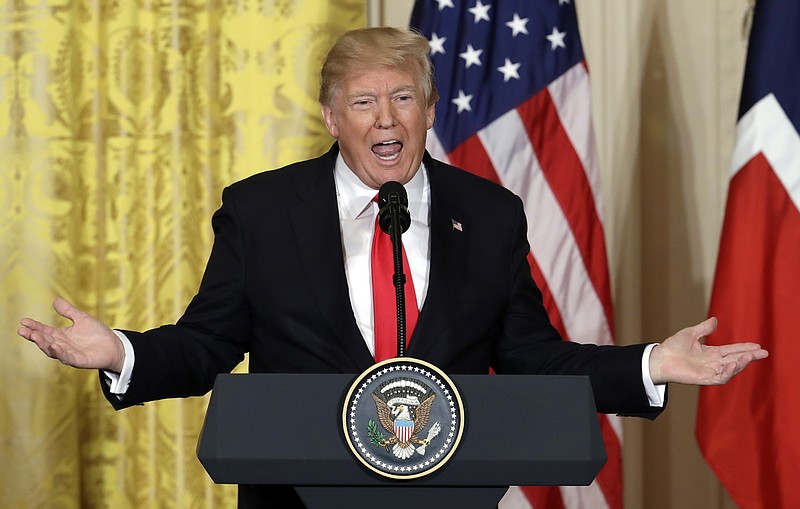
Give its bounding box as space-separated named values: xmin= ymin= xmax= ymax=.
xmin=410 ymin=1 xmax=622 ymax=508
xmin=696 ymin=2 xmax=800 ymax=508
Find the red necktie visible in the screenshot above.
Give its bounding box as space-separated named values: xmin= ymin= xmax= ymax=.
xmin=371 ymin=210 xmax=418 ymax=362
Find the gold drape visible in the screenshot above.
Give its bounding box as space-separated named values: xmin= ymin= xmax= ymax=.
xmin=0 ymin=1 xmax=364 ymax=507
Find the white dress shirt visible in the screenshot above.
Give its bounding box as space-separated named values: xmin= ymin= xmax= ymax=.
xmin=333 ymin=154 xmax=429 ymax=357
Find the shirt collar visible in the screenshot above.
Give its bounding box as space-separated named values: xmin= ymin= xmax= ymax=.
xmin=334 ymin=154 xmax=428 ymax=224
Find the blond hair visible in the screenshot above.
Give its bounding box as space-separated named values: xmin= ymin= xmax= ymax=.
xmin=319 ymin=27 xmax=438 ymax=108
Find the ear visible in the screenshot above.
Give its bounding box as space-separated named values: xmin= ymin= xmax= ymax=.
xmin=321 ymin=105 xmax=339 ymax=138
xmin=425 ymin=103 xmax=435 ymax=130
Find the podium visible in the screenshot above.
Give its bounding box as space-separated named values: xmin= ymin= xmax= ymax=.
xmin=197 ymin=373 xmax=606 ymax=508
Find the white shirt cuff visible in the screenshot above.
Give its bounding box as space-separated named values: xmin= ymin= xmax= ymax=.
xmin=103 ymin=330 xmax=135 ymax=395
xmin=642 ymin=343 xmax=666 ymax=407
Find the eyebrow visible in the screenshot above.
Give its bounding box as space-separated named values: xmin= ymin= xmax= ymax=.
xmin=345 ymin=84 xmax=418 ymax=102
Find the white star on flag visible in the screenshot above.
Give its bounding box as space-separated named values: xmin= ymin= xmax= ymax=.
xmin=435 ymin=0 xmax=454 ymax=10
xmin=451 ymin=90 xmax=473 ymax=113
xmin=546 ymin=26 xmax=567 ymax=50
xmin=429 ymin=32 xmax=446 ymax=55
xmin=459 ymin=44 xmax=483 ymax=68
xmin=505 ymin=13 xmax=529 ymax=37
xmin=468 ymin=0 xmax=491 ymax=23
xmin=497 ymin=58 xmax=521 ymax=82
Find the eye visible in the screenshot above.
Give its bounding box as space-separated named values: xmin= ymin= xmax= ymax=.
xmin=350 ymin=97 xmax=375 ymax=110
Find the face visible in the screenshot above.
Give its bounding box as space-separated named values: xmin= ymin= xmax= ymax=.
xmin=321 ymin=65 xmax=435 ymax=189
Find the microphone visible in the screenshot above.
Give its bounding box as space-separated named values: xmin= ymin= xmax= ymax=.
xmin=377 ymin=181 xmax=411 ymax=235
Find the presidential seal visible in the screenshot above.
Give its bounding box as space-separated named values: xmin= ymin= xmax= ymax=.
xmin=342 ymin=357 xmax=464 ymax=479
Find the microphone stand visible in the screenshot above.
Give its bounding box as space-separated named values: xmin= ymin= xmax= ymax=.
xmin=387 ymin=193 xmax=408 ymax=358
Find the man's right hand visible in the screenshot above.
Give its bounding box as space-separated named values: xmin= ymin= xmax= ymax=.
xmin=18 ymin=297 xmax=125 ymax=373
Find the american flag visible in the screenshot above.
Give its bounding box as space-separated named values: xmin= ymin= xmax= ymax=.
xmin=410 ymin=1 xmax=623 ymax=509
xmin=696 ymin=1 xmax=800 ymax=507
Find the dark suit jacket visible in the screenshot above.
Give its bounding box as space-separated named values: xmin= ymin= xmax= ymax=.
xmin=102 ymin=144 xmax=663 ymax=506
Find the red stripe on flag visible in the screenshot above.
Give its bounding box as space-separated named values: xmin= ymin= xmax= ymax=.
xmin=595 ymin=414 xmax=623 ymax=509
xmin=528 ymin=252 xmax=568 ymax=341
xmin=517 ymin=91 xmax=615 ymax=336
xmin=697 ymin=153 xmax=800 ymax=509
xmin=519 ymin=486 xmax=567 ymax=509
xmin=448 ymin=135 xmax=503 ymax=186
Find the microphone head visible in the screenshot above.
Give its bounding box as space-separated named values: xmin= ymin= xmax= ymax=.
xmin=377 ymin=181 xmax=411 ymax=235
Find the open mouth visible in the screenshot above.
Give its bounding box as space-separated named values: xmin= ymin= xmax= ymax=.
xmin=372 ymin=140 xmax=403 ymax=161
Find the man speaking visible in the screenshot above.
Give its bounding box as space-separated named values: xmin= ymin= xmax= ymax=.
xmin=19 ymin=27 xmax=768 ymax=508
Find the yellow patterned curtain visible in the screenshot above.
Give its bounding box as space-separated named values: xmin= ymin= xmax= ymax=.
xmin=0 ymin=1 xmax=364 ymax=507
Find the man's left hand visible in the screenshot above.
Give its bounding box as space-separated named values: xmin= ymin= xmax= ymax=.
xmin=649 ymin=317 xmax=769 ymax=385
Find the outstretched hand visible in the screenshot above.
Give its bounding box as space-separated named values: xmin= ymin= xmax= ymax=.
xmin=649 ymin=317 xmax=769 ymax=385
xmin=18 ymin=297 xmax=125 ymax=373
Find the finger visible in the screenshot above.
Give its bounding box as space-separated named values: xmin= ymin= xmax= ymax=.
xmin=722 ymin=355 xmax=754 ymax=381
xmin=730 ymin=349 xmax=770 ymax=365
xmin=17 ymin=325 xmax=34 ymax=341
xmin=20 ymin=328 xmax=56 ymax=356
xmin=717 ymin=349 xmax=768 ymax=380
xmin=40 ymin=337 xmax=70 ymax=363
xmin=45 ymin=341 xmax=74 ymax=364
xmin=19 ymin=318 xmax=56 ymax=337
xmin=23 ymin=329 xmax=82 ymax=366
xmin=716 ymin=342 xmax=768 ymax=357
xmin=717 ymin=362 xmax=739 ymax=384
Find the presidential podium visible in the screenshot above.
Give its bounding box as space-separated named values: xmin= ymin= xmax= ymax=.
xmin=197 ymin=373 xmax=606 ymax=509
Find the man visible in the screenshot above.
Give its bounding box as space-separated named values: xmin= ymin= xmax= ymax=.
xmin=18 ymin=27 xmax=768 ymax=508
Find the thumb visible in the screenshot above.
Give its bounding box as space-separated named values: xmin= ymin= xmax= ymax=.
xmin=696 ymin=316 xmax=718 ymax=338
xmin=52 ymin=297 xmax=85 ymax=323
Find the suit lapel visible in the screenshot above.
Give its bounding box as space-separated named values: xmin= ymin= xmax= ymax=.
xmin=408 ymin=156 xmax=470 ymax=360
xmin=288 ymin=147 xmax=375 ymax=370
xmin=285 ymin=149 xmax=472 ymax=367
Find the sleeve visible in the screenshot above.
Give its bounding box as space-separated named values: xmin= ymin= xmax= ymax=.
xmin=491 ymin=195 xmax=666 ymax=419
xmin=100 ymin=186 xmax=250 ymax=409
xmin=101 ymin=330 xmax=135 ymax=395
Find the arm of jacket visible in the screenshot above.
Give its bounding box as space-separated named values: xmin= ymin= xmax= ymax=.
xmin=490 ymin=193 xmax=664 ymax=419
xmin=99 ymin=152 xmax=374 ymax=410
xmin=413 ymin=159 xmax=664 ymax=419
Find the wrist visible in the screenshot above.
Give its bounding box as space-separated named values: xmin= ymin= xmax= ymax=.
xmin=108 ymin=329 xmax=127 ymax=374
xmin=648 ymin=343 xmax=666 ymax=385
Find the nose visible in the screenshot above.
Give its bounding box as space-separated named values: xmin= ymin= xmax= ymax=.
xmin=375 ymin=100 xmax=396 ymax=129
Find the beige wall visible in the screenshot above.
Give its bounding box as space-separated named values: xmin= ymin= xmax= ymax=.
xmin=370 ymin=1 xmax=751 ymax=508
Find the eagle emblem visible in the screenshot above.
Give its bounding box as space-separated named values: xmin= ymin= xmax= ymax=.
xmin=369 ymin=378 xmax=442 ymax=459
xmin=342 ymin=358 xmax=464 ymax=479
